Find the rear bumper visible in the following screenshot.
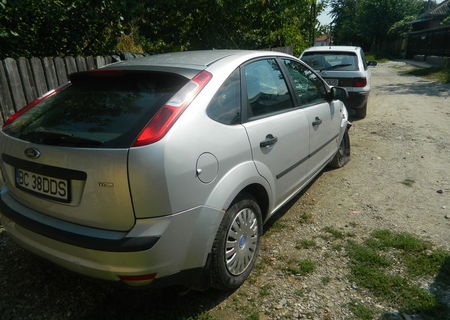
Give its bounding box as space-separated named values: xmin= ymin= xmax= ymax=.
xmin=345 ymin=91 xmax=369 ymax=109
xmin=0 ymin=187 xmax=224 ymax=287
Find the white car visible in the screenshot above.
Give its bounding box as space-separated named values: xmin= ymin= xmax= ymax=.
xmin=300 ymin=46 xmax=377 ymax=119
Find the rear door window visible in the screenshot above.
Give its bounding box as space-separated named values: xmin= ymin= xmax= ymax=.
xmin=301 ymin=52 xmax=359 ymax=71
xmin=3 ymin=71 xmax=188 ymax=148
xmin=243 ymin=59 xmax=294 ymax=120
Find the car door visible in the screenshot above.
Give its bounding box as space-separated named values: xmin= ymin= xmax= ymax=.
xmin=241 ymin=58 xmax=310 ymax=209
xmin=281 ymin=59 xmax=342 ymax=175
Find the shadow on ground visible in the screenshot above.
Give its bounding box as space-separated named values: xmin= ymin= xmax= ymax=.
xmin=0 ymin=230 xmax=231 ymax=320
xmin=0 ymin=176 xmax=319 ymax=320
xmin=376 ymin=78 xmax=450 ymax=98
xmin=381 ymin=256 xmax=450 ymax=320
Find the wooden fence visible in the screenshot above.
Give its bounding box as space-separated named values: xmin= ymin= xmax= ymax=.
xmin=0 ymin=53 xmax=146 ymax=125
xmin=0 ymin=47 xmax=294 ymax=125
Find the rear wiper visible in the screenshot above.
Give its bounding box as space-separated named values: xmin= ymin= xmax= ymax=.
xmin=321 ymin=64 xmax=352 ymax=71
xmin=20 ymin=129 xmax=103 ymax=147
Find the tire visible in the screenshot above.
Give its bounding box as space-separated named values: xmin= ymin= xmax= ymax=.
xmin=354 ymin=103 xmax=367 ymax=119
xmin=210 ymin=193 xmax=262 ymax=290
xmin=329 ymin=129 xmax=351 ymax=169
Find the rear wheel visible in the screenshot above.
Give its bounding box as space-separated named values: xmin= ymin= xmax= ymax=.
xmin=329 ymin=130 xmax=350 ymax=169
xmin=210 ymin=194 xmax=262 ymax=290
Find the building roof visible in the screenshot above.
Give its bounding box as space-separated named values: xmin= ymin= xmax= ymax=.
xmin=419 ymin=0 xmax=450 ymax=19
xmin=315 ymin=35 xmax=330 ymax=42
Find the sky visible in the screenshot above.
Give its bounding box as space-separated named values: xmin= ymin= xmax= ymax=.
xmin=318 ymin=0 xmax=446 ymax=26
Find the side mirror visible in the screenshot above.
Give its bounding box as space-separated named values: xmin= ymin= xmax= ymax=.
xmin=367 ymin=60 xmax=378 ymax=67
xmin=330 ymin=87 xmax=349 ymax=101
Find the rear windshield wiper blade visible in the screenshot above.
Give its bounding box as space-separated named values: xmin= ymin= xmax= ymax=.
xmin=20 ymin=130 xmax=103 ymax=147
xmin=321 ymin=64 xmax=353 ymax=71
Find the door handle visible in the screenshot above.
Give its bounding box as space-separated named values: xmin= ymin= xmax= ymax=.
xmin=312 ymin=117 xmax=322 ymax=126
xmin=260 ymin=134 xmax=278 ymax=148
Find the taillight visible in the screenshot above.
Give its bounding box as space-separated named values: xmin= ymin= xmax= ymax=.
xmin=3 ymin=84 xmax=70 ymax=128
xmin=353 ymin=77 xmax=367 ymax=87
xmin=132 ymin=70 xmax=213 ymax=147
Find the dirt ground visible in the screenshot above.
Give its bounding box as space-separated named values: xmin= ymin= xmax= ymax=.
xmin=0 ymin=60 xmax=449 ymax=320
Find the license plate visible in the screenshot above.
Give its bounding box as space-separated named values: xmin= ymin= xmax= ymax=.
xmin=15 ymin=168 xmax=70 ymax=202
xmin=326 ymin=79 xmax=339 ymax=86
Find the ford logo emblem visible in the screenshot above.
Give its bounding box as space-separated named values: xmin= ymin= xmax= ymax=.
xmin=24 ymin=148 xmax=41 ymax=159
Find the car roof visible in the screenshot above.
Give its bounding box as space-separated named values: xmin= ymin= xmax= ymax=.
xmin=103 ymin=50 xmax=291 ymax=77
xmin=302 ymin=46 xmax=361 ymax=54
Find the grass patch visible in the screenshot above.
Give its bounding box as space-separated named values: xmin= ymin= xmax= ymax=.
xmin=294 ymin=289 xmax=304 ymax=297
xmin=368 ymin=229 xmax=430 ymax=253
xmin=259 ymin=284 xmax=271 ymax=297
xmin=184 ymin=312 xmax=219 ymax=320
xmin=404 ymin=250 xmax=449 ymax=277
xmin=295 ymin=239 xmax=317 ymax=249
xmin=400 ymin=67 xmax=450 ymax=83
xmin=319 ymin=234 xmax=333 ymax=241
xmin=366 ymin=53 xmax=389 ymax=63
xmin=323 ymin=226 xmax=345 ymax=239
xmin=400 ymin=178 xmax=415 ymax=187
xmin=321 ymin=276 xmax=331 ymax=285
xmin=346 ymin=230 xmax=450 ymax=317
xmin=299 ymin=212 xmax=313 ymax=224
xmin=285 ymin=259 xmax=316 ymax=276
xmin=332 ymin=243 xmax=343 ymax=251
xmin=348 ymin=300 xmax=376 ymax=320
xmin=347 ymin=242 xmax=392 ymax=267
xmin=245 ymin=312 xmax=259 ymax=320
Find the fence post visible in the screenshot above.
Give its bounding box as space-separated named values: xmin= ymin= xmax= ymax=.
xmin=86 ymin=56 xmax=95 ymax=70
xmin=95 ymin=56 xmax=106 ymax=68
xmin=30 ymin=57 xmax=48 ymax=97
xmin=75 ymin=56 xmax=87 ymax=72
xmin=0 ymin=61 xmax=14 ymax=122
xmin=54 ymin=57 xmax=68 ymax=85
xmin=17 ymin=57 xmax=38 ymax=104
xmin=42 ymin=57 xmax=58 ymax=90
xmin=65 ymin=56 xmax=77 ymax=76
xmin=4 ymin=58 xmax=27 ymax=112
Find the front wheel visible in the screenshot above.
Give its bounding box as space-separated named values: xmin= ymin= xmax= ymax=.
xmin=329 ymin=129 xmax=350 ymax=169
xmin=210 ymin=194 xmax=262 ymax=290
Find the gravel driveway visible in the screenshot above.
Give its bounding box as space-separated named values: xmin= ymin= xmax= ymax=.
xmin=0 ymin=60 xmax=449 ymax=320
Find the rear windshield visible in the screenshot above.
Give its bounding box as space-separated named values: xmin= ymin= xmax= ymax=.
xmin=3 ymin=71 xmax=188 ymax=148
xmin=301 ymin=52 xmax=359 ymax=71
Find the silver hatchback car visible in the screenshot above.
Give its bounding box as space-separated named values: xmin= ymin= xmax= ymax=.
xmin=0 ymin=50 xmax=350 ymax=290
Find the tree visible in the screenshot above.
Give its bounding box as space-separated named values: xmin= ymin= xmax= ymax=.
xmin=329 ymin=0 xmax=433 ymax=51
xmin=0 ymin=0 xmax=327 ymax=58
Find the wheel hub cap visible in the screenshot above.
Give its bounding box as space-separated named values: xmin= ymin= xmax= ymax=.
xmin=225 ymin=208 xmax=259 ymax=276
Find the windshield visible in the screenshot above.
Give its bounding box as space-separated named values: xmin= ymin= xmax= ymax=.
xmin=301 ymin=52 xmax=359 ymax=71
xmin=3 ymin=71 xmax=188 ymax=148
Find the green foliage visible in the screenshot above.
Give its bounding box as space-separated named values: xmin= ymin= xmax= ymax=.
xmin=329 ymin=0 xmax=434 ymax=51
xmin=0 ymin=0 xmax=328 ymax=59
xmin=295 ymin=239 xmax=317 ymax=249
xmin=323 ymin=226 xmax=345 ymax=239
xmin=348 ymin=300 xmax=376 ymax=320
xmin=0 ymin=0 xmax=130 ymax=58
xmin=388 ymin=16 xmax=416 ymax=37
xmin=346 ymin=230 xmax=450 ymax=317
xmin=285 ymin=258 xmax=316 ymax=275
xmin=365 ymin=53 xmax=389 ymax=63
